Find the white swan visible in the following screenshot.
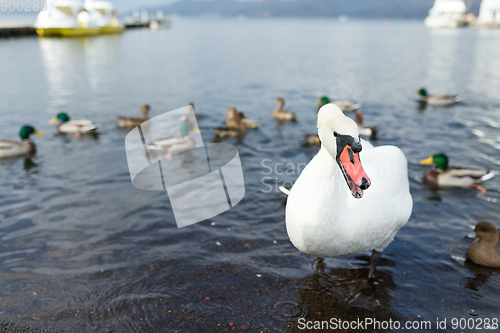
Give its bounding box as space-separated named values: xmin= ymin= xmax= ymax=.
xmin=285 ymin=104 xmax=412 ymax=278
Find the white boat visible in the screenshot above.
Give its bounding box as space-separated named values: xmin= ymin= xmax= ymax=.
xmin=424 ymin=0 xmax=467 ymax=28
xmin=84 ymin=0 xmax=125 ymax=34
xmin=476 ymin=0 xmax=500 ymax=25
xmin=35 ymin=0 xmax=100 ymax=36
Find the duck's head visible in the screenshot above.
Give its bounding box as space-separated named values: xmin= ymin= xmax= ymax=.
xmin=318 ymin=104 xmax=371 ymax=199
xmin=276 ymin=97 xmax=285 ymax=106
xmin=474 ymin=221 xmax=499 ymax=243
xmin=415 ymin=88 xmax=428 ymax=97
xmin=141 ymin=104 xmax=151 ymax=117
xmin=180 ymin=117 xmax=201 ymax=136
xmin=222 ymin=107 xmax=237 ymax=117
xmin=49 ymin=113 xmax=70 ymax=124
xmin=20 ymin=125 xmax=44 ymax=140
xmin=315 ymin=96 xmax=330 ymax=105
xmin=420 ymin=153 xmax=448 ymax=171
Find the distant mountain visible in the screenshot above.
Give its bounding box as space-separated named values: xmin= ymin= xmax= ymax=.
xmin=160 ymin=0 xmax=481 ymax=19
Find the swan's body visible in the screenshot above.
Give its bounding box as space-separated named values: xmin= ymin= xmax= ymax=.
xmin=416 ymin=88 xmax=460 ymax=107
xmin=467 ymin=222 xmax=500 ymax=268
xmin=0 ymin=126 xmax=44 ymax=159
xmin=223 ymin=108 xmax=259 ymax=129
xmin=420 ymin=153 xmax=495 ymax=189
xmin=285 ymin=105 xmax=412 ymax=276
xmin=273 ymin=98 xmax=296 ymax=121
xmin=316 ymin=96 xmax=361 ymax=113
xmin=117 ymin=104 xmax=150 ymax=127
xmin=50 ymin=113 xmax=97 ymax=134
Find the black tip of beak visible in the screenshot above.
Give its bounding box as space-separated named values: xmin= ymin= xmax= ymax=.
xmin=351 ymin=142 xmax=362 ymax=153
xmin=360 ymin=177 xmax=370 ymax=190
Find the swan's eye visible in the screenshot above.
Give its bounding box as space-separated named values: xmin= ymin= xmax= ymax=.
xmin=333 ymin=131 xmax=338 ymax=137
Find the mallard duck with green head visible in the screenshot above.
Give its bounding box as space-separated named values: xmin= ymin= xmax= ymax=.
xmin=420 ymin=153 xmax=495 ymax=192
xmin=50 ymin=113 xmax=98 ymax=134
xmin=415 ymin=88 xmax=460 ymax=106
xmin=315 ymin=96 xmax=361 ymax=113
xmin=147 ymin=115 xmax=201 ymax=157
xmin=117 ymin=104 xmax=150 ymax=128
xmin=0 ymin=126 xmax=44 ymax=159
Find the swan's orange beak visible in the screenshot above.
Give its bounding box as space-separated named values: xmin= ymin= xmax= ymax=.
xmin=338 ymin=145 xmax=371 ymax=199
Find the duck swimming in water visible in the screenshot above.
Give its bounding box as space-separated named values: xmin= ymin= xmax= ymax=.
xmin=147 ymin=116 xmax=201 ymax=157
xmin=49 ymin=113 xmax=98 ymax=134
xmin=223 ymin=107 xmax=259 ymax=129
xmin=273 ymin=98 xmax=296 ymax=121
xmin=0 ymin=126 xmax=44 ymax=159
xmin=355 ymin=111 xmax=377 ymax=140
xmin=117 ymin=104 xmax=150 ymax=128
xmin=214 ymin=110 xmax=247 ymax=138
xmin=420 ymin=153 xmax=495 ymax=192
xmin=316 ymin=96 xmax=361 ymax=113
xmin=285 ymin=104 xmax=412 ymax=279
xmin=415 ymin=88 xmax=460 ymax=107
xmin=467 ymin=222 xmax=500 ymax=268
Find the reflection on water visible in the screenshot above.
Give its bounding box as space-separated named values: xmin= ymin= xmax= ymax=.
xmin=39 ymin=36 xmax=122 ymax=113
xmin=0 ymin=20 xmax=499 ymax=332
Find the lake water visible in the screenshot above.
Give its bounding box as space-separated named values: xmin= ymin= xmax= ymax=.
xmin=0 ymin=19 xmax=499 ymax=332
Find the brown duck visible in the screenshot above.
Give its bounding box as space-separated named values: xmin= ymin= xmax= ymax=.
xmin=273 ymin=98 xmax=296 ymax=121
xmin=223 ymin=107 xmax=259 ymax=128
xmin=214 ymin=110 xmax=247 ymax=138
xmin=117 ymin=104 xmax=150 ymax=127
xmin=467 ymin=222 xmax=500 ymax=268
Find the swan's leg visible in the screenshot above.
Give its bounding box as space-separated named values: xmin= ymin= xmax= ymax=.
xmin=312 ymin=257 xmax=326 ymax=274
xmin=368 ymin=250 xmax=382 ymax=279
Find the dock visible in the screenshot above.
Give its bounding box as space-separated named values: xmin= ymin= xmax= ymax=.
xmin=0 ymin=22 xmax=37 ymax=38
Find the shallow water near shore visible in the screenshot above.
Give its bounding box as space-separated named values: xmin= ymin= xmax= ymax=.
xmin=0 ymin=19 xmax=500 ymax=332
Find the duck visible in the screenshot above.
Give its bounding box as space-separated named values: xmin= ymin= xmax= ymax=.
xmin=415 ymin=88 xmax=460 ymax=106
xmin=223 ymin=107 xmax=259 ymax=129
xmin=420 ymin=153 xmax=495 ymax=192
xmin=0 ymin=126 xmax=44 ymax=159
xmin=285 ymin=104 xmax=412 ymax=279
xmin=117 ymin=104 xmax=150 ymax=128
xmin=147 ymin=115 xmax=201 ymax=157
xmin=302 ymin=134 xmax=320 ymax=147
xmin=49 ymin=113 xmax=98 ymax=134
xmin=355 ymin=111 xmax=378 ymax=140
xmin=467 ymin=222 xmax=500 ymax=268
xmin=315 ymin=96 xmax=361 ymax=113
xmin=273 ymin=98 xmax=296 ymax=121
xmin=214 ymin=110 xmax=247 ymax=138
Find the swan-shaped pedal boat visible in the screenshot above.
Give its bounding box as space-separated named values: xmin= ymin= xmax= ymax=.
xmin=285 ymin=104 xmax=413 ymax=279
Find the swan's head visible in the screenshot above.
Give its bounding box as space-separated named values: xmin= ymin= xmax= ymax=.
xmin=317 ymin=104 xmax=371 ymax=199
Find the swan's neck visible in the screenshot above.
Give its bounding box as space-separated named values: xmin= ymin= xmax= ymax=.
xmin=316 ymin=146 xmax=349 ymax=193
